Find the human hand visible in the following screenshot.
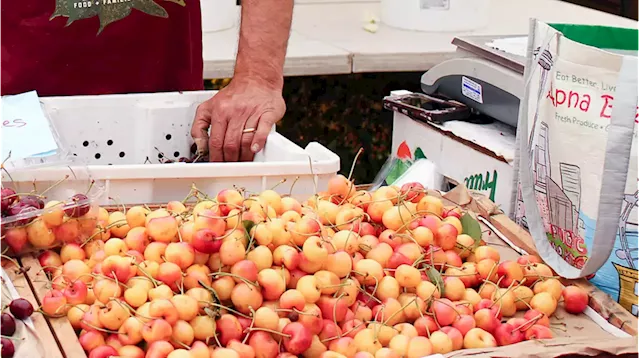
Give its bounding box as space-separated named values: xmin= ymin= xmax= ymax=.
xmin=191 ymin=77 xmax=286 ymax=162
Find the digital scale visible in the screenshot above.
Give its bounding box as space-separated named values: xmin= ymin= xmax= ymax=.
xmin=384 ymin=35 xmax=527 ymax=129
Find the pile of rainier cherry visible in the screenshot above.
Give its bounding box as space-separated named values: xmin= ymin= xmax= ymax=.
xmin=29 ymin=175 xmax=589 ymax=358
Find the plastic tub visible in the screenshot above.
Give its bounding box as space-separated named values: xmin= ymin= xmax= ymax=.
xmin=2 ymin=91 xmax=340 ymax=205
xmin=201 ymin=0 xmax=239 ymax=33
xmin=381 ymin=0 xmax=489 ymax=32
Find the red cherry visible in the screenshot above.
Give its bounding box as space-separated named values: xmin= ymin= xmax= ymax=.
xmin=9 ymin=298 xmax=34 ymax=320
xmin=1 ymin=337 xmax=15 ymax=358
xmin=20 ymin=195 xmax=44 ymax=209
xmin=64 ymin=194 xmax=90 ymax=218
xmin=1 ymin=188 xmax=17 ymax=213
xmin=1 ymin=313 xmax=16 ymax=336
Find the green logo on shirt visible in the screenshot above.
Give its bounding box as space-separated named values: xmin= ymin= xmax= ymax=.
xmin=51 ymin=0 xmax=185 ymax=33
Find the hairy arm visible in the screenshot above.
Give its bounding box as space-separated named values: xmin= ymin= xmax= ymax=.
xmin=234 ymin=0 xmax=294 ymax=90
xmin=191 ymin=0 xmax=294 ymax=162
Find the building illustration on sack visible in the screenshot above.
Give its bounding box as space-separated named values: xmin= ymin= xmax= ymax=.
xmin=518 ymin=121 xmax=589 ymax=268
xmin=516 ymin=46 xmax=589 ymax=268
xmin=612 ymin=190 xmax=639 ymax=315
xmin=516 ymin=124 xmax=638 ymax=314
xmin=516 ymin=46 xmax=639 ymax=316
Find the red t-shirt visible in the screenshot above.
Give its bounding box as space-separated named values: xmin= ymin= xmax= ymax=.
xmin=1 ymin=0 xmax=204 ymax=96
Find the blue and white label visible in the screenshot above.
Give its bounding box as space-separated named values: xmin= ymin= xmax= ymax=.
xmin=461 ymin=76 xmax=483 ymax=104
xmin=1 ymin=91 xmax=59 ymax=161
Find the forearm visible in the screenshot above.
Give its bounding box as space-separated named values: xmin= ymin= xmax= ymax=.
xmin=233 ymin=0 xmax=294 ymax=91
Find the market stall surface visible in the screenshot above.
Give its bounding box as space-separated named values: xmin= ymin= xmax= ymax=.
xmin=202 ymin=0 xmax=638 ymax=78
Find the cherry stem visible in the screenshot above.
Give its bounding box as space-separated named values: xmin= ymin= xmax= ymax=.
xmin=179 ymin=276 xmax=185 ymax=295
xmin=434 ymin=299 xmax=462 ymax=319
xmin=0 ymin=335 xmax=23 ymax=341
xmin=512 ymin=313 xmax=543 ymax=333
xmin=131 ymin=262 xmax=160 ymax=287
xmin=39 ymin=175 xmax=70 ymax=197
xmin=209 ymin=272 xmax=259 ymax=288
xmin=79 ymin=226 xmax=106 ymax=247
xmin=322 ymin=321 xmax=364 ymax=343
xmin=270 ymin=179 xmax=287 ymax=191
xmin=172 ymin=339 xmax=191 ymax=350
xmin=456 ymin=242 xmax=474 ymax=257
xmin=489 ymin=280 xmax=515 ymax=309
xmin=274 ymin=308 xmax=293 ymax=313
xmin=415 ymin=300 xmax=426 ymax=320
xmin=245 ymin=227 xmax=257 ymax=256
xmin=81 ymin=321 xmax=122 ymax=335
xmin=288 ymin=176 xmax=300 ymax=197
xmin=37 ymin=308 xmax=68 ymax=319
xmin=291 ymin=308 xmax=318 ymax=316
xmin=208 ymin=302 xmax=252 ymax=319
xmin=248 ymin=327 xmax=291 ymax=338
xmin=441 ymin=273 xmax=480 ymax=277
xmin=198 ymin=280 xmax=222 ymax=304
xmin=320 ymin=282 xmax=352 ymax=290
xmin=412 ymin=254 xmax=426 ymax=267
xmin=181 ymin=186 xmax=197 ymax=204
xmin=372 ymin=308 xmax=382 ymax=342
xmin=431 ymin=312 xmax=442 ymax=331
xmin=351 ymin=271 xmax=380 ymax=304
xmin=478 ymin=263 xmax=498 ymax=291
xmin=358 ymin=243 xmax=372 ymax=253
xmin=515 ymin=297 xmax=534 ymax=310
xmin=550 ymin=325 xmax=567 ymax=332
xmin=347 ymin=147 xmax=364 ymax=183
xmin=111 ymin=299 xmax=142 ymax=317
xmin=241 ymin=307 xmax=257 ymax=344
xmin=108 ymin=196 xmax=127 ymax=214
xmin=383 ymin=297 xmax=419 ymax=326
xmin=333 ymin=293 xmax=346 ymax=327
xmin=0 ymin=255 xmax=20 ymax=270
xmin=211 ymin=329 xmax=223 ymax=347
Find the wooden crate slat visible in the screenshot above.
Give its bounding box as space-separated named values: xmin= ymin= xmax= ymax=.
xmin=20 ymin=255 xmax=87 ymax=358
xmin=3 ymin=261 xmax=64 ymax=358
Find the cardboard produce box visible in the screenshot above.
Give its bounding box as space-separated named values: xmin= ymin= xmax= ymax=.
xmin=388 ymin=90 xmax=517 ymax=216
xmin=387 ymin=94 xmax=638 ymax=320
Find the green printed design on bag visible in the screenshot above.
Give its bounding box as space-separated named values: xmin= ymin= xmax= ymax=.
xmin=548 ymin=24 xmax=638 ymax=51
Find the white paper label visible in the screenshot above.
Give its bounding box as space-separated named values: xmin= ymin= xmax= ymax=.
xmin=461 ymin=76 xmax=483 ymax=104
xmin=420 ymin=0 xmax=449 ymax=10
xmin=1 ymin=91 xmax=58 ymax=161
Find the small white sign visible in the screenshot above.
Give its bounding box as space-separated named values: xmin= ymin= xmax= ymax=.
xmin=420 ymin=0 xmax=449 ymax=10
xmin=1 ymin=91 xmax=58 ymax=161
xmin=461 ymin=76 xmax=484 ymax=104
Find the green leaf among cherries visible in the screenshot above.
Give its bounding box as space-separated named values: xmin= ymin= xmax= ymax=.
xmin=460 ymin=212 xmax=482 ymax=248
xmin=425 ymin=266 xmax=444 ymax=296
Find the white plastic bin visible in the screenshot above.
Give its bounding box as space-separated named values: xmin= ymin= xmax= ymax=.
xmin=381 ymin=0 xmax=489 ymax=32
xmin=3 ymin=91 xmax=340 ymax=205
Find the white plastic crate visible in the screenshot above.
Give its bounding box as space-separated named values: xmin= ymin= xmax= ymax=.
xmin=4 ymin=91 xmax=340 ymax=205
